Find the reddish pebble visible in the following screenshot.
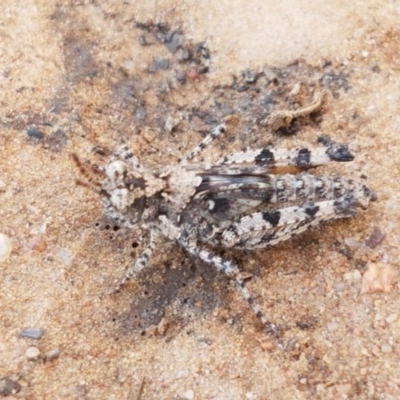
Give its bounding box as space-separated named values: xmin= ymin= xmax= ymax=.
xmin=187 ymin=68 xmax=199 ymax=80
xmin=26 ymin=235 xmax=47 ymax=252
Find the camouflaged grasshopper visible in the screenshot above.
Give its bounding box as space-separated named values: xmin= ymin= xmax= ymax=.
xmin=73 ymin=115 xmax=376 ymax=335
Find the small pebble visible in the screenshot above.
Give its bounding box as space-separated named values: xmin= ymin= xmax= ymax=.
xmin=243 ymin=69 xmax=257 ymax=83
xmin=371 ymin=65 xmax=381 ymax=73
xmin=153 ymin=58 xmax=169 ymax=71
xmin=0 ymin=233 xmax=12 ymax=262
xmin=343 ymin=269 xmax=362 ymax=281
xmin=176 ymin=48 xmax=190 ymax=62
xmin=0 ymin=378 xmax=21 ymax=396
xmin=361 ymin=262 xmax=396 ymax=294
xmin=362 ymin=50 xmax=369 ymax=58
xmin=386 ymin=313 xmax=398 ymax=324
xmin=259 ymin=337 xmax=274 ymax=351
xmin=299 ymin=378 xmax=307 ymax=385
xmin=343 ymin=271 xmax=353 ymax=281
xmin=334 ymin=282 xmax=345 ymax=294
xmin=336 ymin=383 xmax=352 ymax=395
xmin=20 ymin=328 xmax=44 ymax=339
xmin=167 ymin=32 xmax=183 ymax=53
xmin=365 ymin=227 xmax=386 ymax=249
xmin=176 ymin=370 xmax=187 ymax=378
xmin=44 ymin=348 xmax=61 ymax=361
xmin=378 ymin=318 xmax=388 ymax=329
xmin=353 ymin=269 xmax=362 ymax=280
xmin=263 ymin=66 xmax=278 ymax=83
xmin=59 ymin=248 xmax=72 ymax=266
xmin=322 ymin=354 xmax=332 ymax=364
xmin=175 ymin=69 xmax=186 ymax=83
xmin=165 ymin=116 xmax=180 ymax=133
xmin=187 ymin=68 xmax=200 ymax=80
xmin=26 ymin=235 xmax=47 ymax=252
xmin=327 ymin=321 xmax=339 ymax=332
xmin=136 ymin=106 xmax=147 ymax=121
xmin=344 ymin=236 xmax=360 ymax=251
xmin=184 ymin=389 xmax=194 ymax=400
xmin=361 ymin=348 xmax=371 ymax=357
xmin=137 ymin=35 xmax=148 ymax=46
xmin=381 ymin=343 xmax=392 ymax=353
xmin=25 ymin=346 xmax=40 ymax=360
xmin=27 ymin=127 xmax=44 ymax=139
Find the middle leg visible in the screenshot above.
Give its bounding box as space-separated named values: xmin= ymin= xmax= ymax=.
xmin=179 ymin=234 xmax=280 ymax=335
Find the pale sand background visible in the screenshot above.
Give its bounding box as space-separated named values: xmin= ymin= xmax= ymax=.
xmin=1 ymin=1 xmax=400 ymax=399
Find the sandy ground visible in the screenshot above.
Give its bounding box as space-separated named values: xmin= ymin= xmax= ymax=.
xmin=1 ymin=1 xmax=400 ymax=399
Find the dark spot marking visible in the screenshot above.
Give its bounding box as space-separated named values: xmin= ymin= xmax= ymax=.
xmin=255 ymin=148 xmax=275 ymax=165
xmin=261 ymin=210 xmax=281 ymax=226
xmin=295 ymin=148 xmax=311 ymax=166
xmin=209 ymin=198 xmax=230 ymax=214
xmin=303 ymin=204 xmax=319 ymax=217
xmin=317 ymin=134 xmax=333 ymax=146
xmin=364 ymin=185 xmax=377 ymax=201
xmin=99 ymin=189 xmax=111 ymax=199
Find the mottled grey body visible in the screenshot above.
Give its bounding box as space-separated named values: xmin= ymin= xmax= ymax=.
xmin=74 ymin=123 xmax=375 ymax=335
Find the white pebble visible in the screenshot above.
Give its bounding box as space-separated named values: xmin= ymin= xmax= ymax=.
xmin=25 ymin=346 xmax=40 ymax=360
xmin=44 ymin=348 xmax=61 ymax=361
xmin=327 ymin=321 xmax=339 ymax=332
xmin=336 ymin=383 xmax=352 ymax=394
xmin=0 ymin=233 xmax=12 ymax=262
xmin=381 ymin=343 xmax=392 ymax=353
xmin=343 ymin=269 xmax=361 ymax=281
xmin=184 ymin=390 xmax=194 ymax=399
xmin=344 ymin=237 xmax=360 ymax=250
xmin=59 ymin=248 xmax=72 ymax=266
xmin=387 ymin=314 xmax=398 ymax=324
xmin=176 ymin=370 xmax=187 ymax=378
xmin=353 ymin=269 xmax=362 ymax=280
